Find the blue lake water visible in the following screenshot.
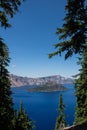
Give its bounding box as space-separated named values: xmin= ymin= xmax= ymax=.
xmin=11 ymin=84 xmax=76 ymax=130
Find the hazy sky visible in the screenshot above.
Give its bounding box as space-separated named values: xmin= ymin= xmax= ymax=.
xmin=1 ymin=0 xmax=80 ymax=78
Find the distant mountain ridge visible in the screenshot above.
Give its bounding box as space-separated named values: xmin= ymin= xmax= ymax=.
xmin=10 ymin=74 xmax=74 ymax=87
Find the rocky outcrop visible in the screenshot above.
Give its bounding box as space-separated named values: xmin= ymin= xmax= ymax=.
xmin=10 ymin=74 xmax=74 ymax=87
xmin=63 ymin=122 xmax=87 ymax=130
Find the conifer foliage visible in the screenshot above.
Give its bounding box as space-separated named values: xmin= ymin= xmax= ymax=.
xmin=49 ymin=0 xmax=87 ymax=60
xmin=0 ymin=0 xmax=33 ymax=129
xmin=75 ymin=49 xmax=87 ymax=124
xmin=55 ymin=93 xmax=66 ymax=130
xmin=14 ymin=102 xmax=33 ymax=130
xmin=0 ymin=38 xmax=14 ymax=130
xmin=0 ymin=0 xmax=25 ymax=28
xmin=49 ymin=0 xmax=87 ymax=125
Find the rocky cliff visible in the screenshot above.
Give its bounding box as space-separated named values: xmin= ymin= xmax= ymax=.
xmin=10 ymin=74 xmax=74 ymax=87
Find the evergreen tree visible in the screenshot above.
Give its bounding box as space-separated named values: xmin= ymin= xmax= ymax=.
xmin=49 ymin=0 xmax=87 ymax=59
xmin=0 ymin=0 xmax=32 ymax=129
xmin=15 ymin=101 xmax=33 ymax=130
xmin=0 ymin=38 xmax=14 ymax=130
xmin=55 ymin=93 xmax=66 ymax=130
xmin=0 ymin=0 xmax=25 ymax=29
xmin=49 ymin=0 xmax=87 ymax=125
xmin=74 ymin=49 xmax=87 ymax=124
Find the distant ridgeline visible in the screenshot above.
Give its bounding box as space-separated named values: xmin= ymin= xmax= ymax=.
xmin=10 ymin=74 xmax=74 ymax=88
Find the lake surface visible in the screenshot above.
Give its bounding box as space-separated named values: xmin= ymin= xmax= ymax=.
xmin=11 ymin=84 xmax=76 ymax=130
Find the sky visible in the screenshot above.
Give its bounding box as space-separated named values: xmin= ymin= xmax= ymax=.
xmin=0 ymin=0 xmax=81 ymax=78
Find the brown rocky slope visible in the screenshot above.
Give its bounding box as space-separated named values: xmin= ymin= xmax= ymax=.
xmin=10 ymin=74 xmax=74 ymax=87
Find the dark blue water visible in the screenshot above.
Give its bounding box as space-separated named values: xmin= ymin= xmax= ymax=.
xmin=11 ymin=84 xmax=76 ymax=130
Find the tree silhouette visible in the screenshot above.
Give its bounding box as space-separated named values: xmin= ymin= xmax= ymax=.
xmin=49 ymin=0 xmax=87 ymax=125
xmin=55 ymin=93 xmax=66 ymax=130
xmin=0 ymin=38 xmax=14 ymax=130
xmin=14 ymin=102 xmax=33 ymax=130
xmin=0 ymin=0 xmax=33 ymax=129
